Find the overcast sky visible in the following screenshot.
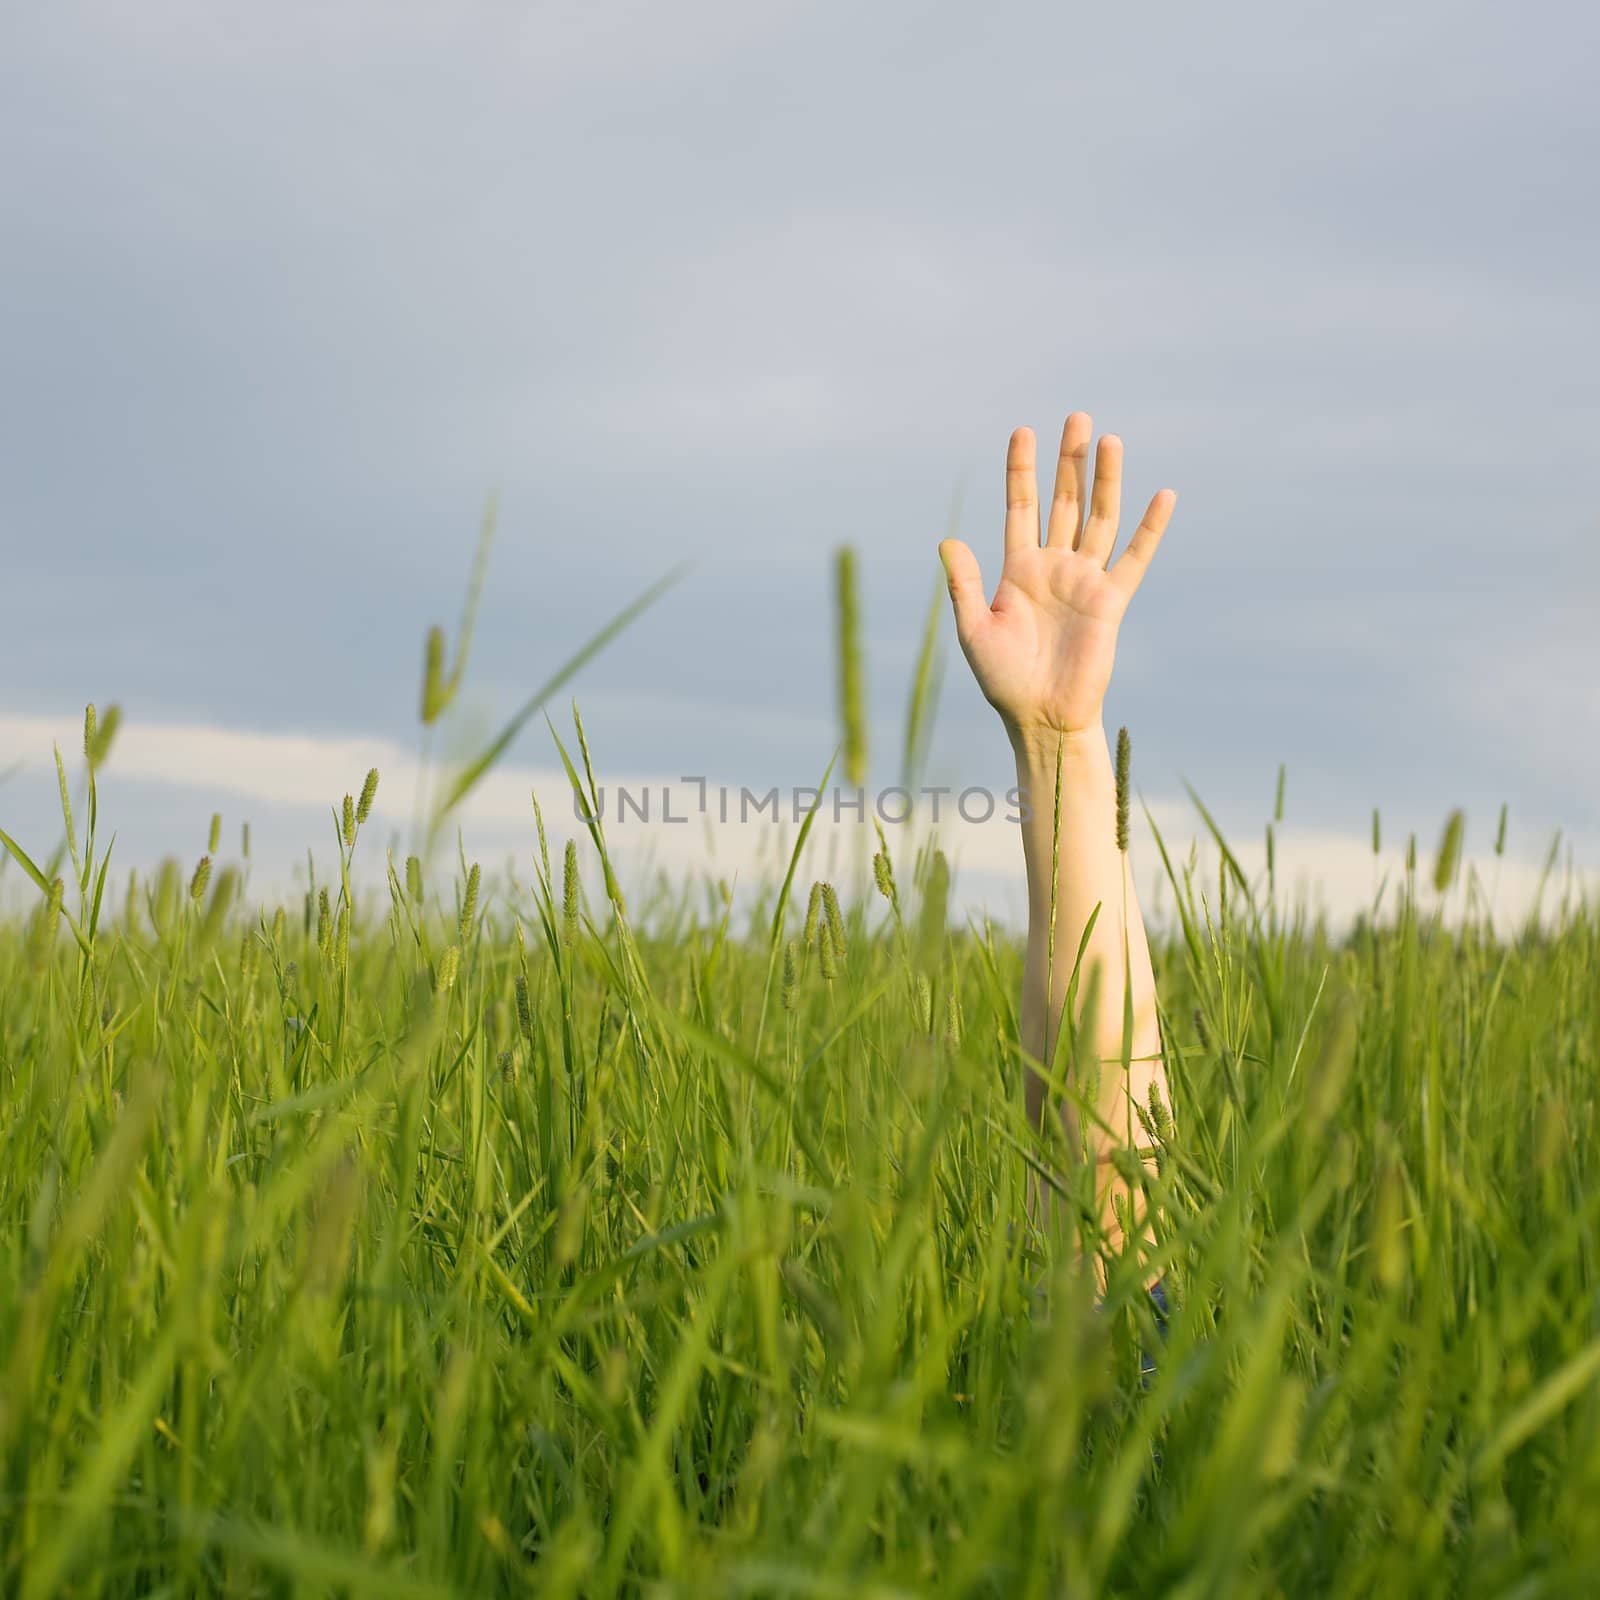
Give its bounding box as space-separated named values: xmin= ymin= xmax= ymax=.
xmin=2 ymin=1 xmax=1596 ymax=912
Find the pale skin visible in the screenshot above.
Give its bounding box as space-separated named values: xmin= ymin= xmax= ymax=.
xmin=939 ymin=414 xmax=1175 ymax=1246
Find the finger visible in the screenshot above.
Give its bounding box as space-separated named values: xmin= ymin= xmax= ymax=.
xmin=1004 ymin=426 xmax=1039 ymax=557
xmin=1108 ymin=490 xmax=1177 ymax=596
xmin=1045 ymin=412 xmax=1092 ymax=549
xmin=939 ymin=538 xmax=989 ymax=643
xmin=1076 ymin=433 xmax=1123 ymax=565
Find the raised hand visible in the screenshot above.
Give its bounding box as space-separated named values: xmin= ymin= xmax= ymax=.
xmin=939 ymin=415 xmax=1176 ymax=740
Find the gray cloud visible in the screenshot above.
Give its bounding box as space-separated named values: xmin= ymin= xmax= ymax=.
xmin=2 ymin=0 xmax=1596 ymax=868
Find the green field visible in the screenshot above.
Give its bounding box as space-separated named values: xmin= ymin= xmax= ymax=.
xmin=5 ymin=573 xmax=1600 ymax=1600
xmin=4 ymin=733 xmax=1599 ymax=1597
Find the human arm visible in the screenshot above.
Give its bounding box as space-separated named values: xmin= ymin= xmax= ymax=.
xmin=939 ymin=415 xmax=1175 ymax=1242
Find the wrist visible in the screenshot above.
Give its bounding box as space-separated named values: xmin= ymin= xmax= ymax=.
xmin=1007 ymin=718 xmax=1106 ymax=776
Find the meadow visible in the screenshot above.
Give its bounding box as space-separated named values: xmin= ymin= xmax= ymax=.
xmin=3 ymin=556 xmax=1599 ymax=1597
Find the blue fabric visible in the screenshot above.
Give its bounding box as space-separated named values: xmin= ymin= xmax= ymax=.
xmin=1148 ymin=1277 xmax=1170 ymax=1325
xmin=1139 ymin=1278 xmax=1170 ymax=1385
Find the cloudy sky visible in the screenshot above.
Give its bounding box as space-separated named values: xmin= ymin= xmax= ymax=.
xmin=3 ymin=1 xmax=1596 ymax=920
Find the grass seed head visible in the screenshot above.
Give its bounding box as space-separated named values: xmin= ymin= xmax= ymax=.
xmin=357 ymin=768 xmax=380 ymax=825
xmin=821 ymin=882 xmax=847 ymax=964
xmin=562 ymin=841 xmax=580 ymax=943
xmin=89 ymin=703 xmax=121 ymax=768
xmin=436 ymin=944 xmax=460 ymax=992
xmin=872 ymin=849 xmax=895 ymax=903
xmin=573 ymin=707 xmax=601 ymax=815
xmin=189 ymin=856 xmax=213 ymax=902
xmin=833 ymin=546 xmax=867 ymax=788
xmin=460 ymin=863 xmax=481 ymax=942
xmin=341 ymin=795 xmax=356 ymax=848
xmin=782 ymin=941 xmax=799 ymax=1010
xmin=1114 ymin=727 xmax=1131 ymax=852
xmin=1147 ymin=1080 xmax=1173 ymax=1143
xmin=1432 ymin=809 xmax=1465 ymax=894
xmin=515 ymin=972 xmax=533 ymax=1039
xmin=84 ymin=702 xmax=122 ymax=768
xmin=238 ymin=932 xmax=259 ymax=986
xmin=803 ymin=881 xmax=823 ymax=947
xmin=1146 ymin=1081 xmax=1173 ymax=1173
xmin=529 ymin=790 xmax=550 ymax=884
xmin=421 ymin=625 xmax=447 ymax=724
xmin=405 ymin=855 xmax=423 ymax=905
xmin=209 ymin=813 xmax=222 ymax=854
xmin=818 ymin=918 xmax=838 ymax=981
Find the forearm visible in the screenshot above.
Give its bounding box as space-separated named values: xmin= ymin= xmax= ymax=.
xmin=1012 ymin=721 xmax=1163 ymax=1226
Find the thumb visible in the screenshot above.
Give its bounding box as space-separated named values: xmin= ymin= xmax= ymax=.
xmin=938 ymin=539 xmax=987 ymax=642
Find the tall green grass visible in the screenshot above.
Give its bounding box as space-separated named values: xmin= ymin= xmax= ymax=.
xmin=3 ymin=607 xmax=1600 ymax=1593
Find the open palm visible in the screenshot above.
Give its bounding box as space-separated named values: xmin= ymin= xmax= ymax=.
xmin=939 ymin=414 xmax=1176 ymax=737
